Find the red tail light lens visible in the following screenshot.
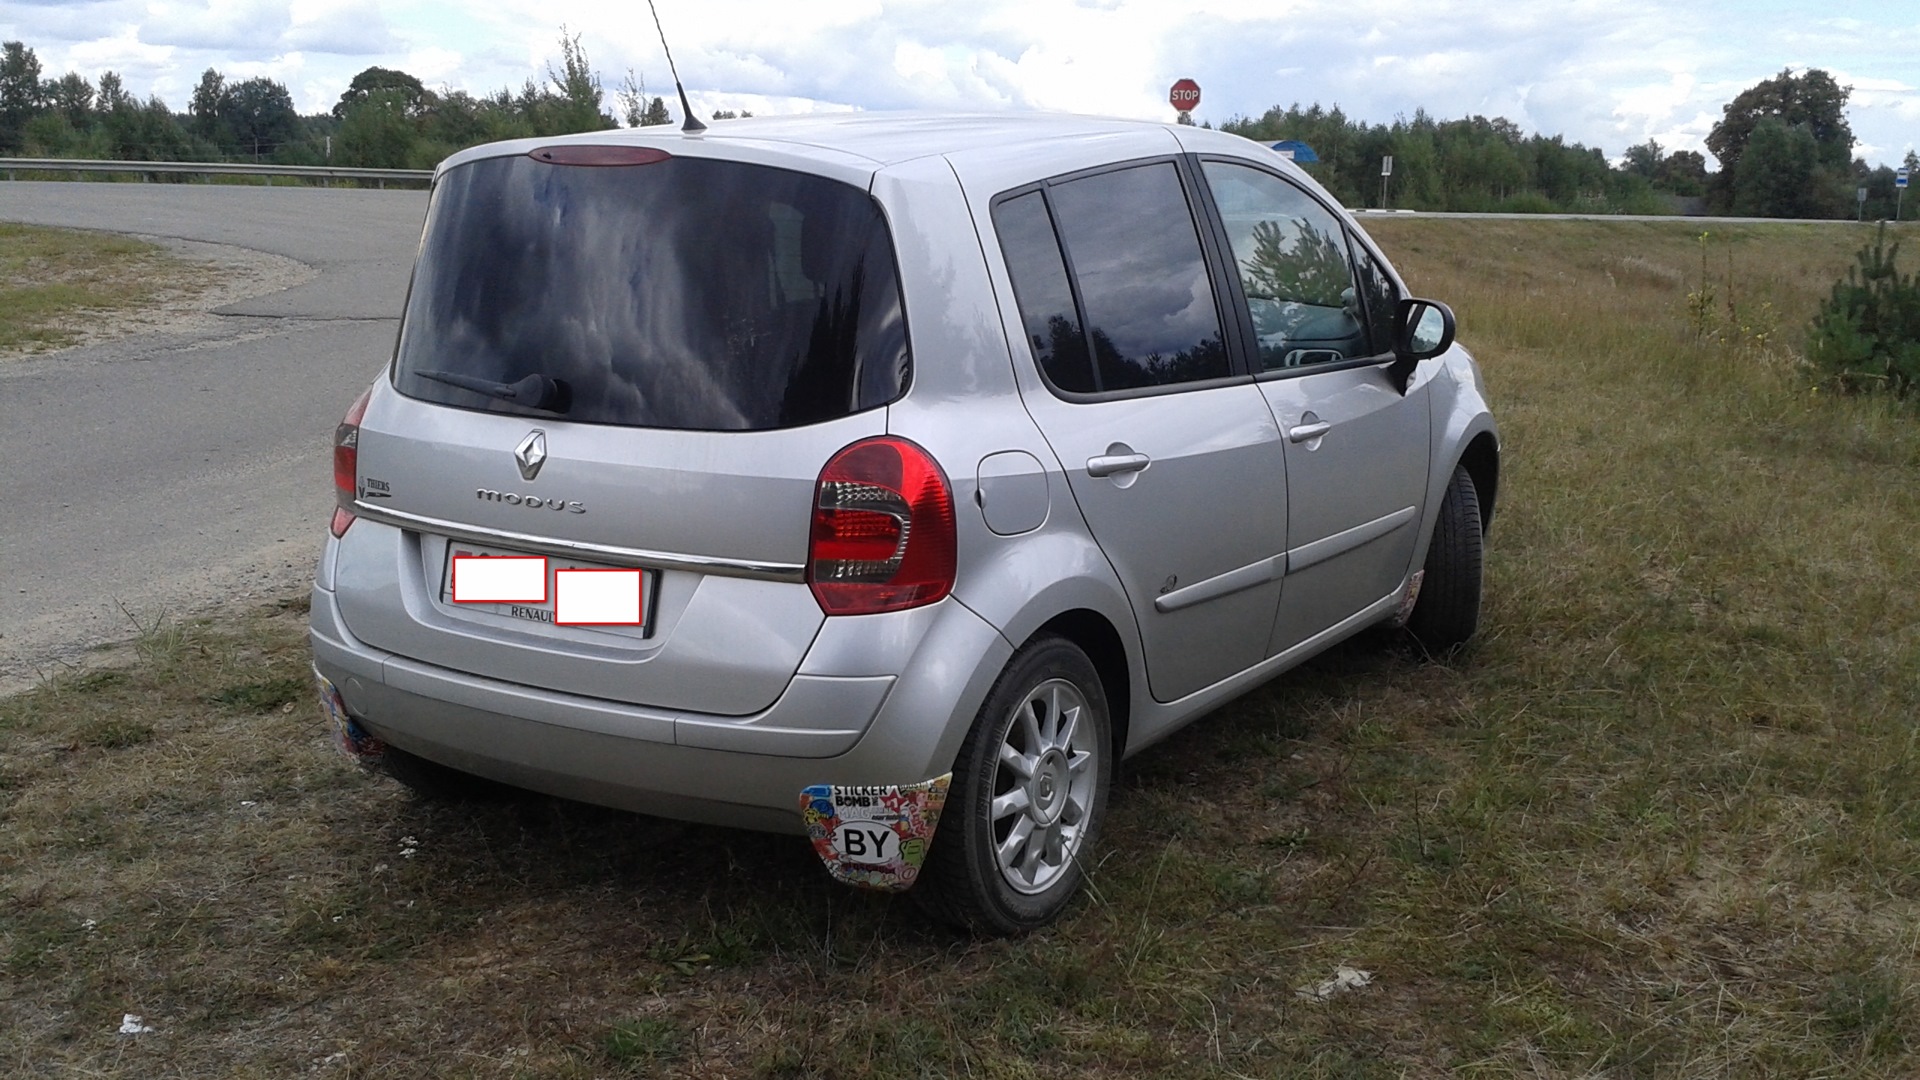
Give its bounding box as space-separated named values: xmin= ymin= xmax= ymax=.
xmin=809 ymin=437 xmax=956 ymax=615
xmin=331 ymin=385 xmax=373 ymax=538
xmin=528 ymin=145 xmax=672 ymax=167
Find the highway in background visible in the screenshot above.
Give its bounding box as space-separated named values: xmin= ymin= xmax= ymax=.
xmin=0 ymin=182 xmax=427 ymax=687
xmin=0 ymin=183 xmax=1884 ymax=689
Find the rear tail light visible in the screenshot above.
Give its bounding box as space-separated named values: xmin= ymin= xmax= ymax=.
xmin=331 ymin=385 xmax=373 ymax=538
xmin=528 ymin=145 xmax=672 ymax=167
xmin=808 ymin=437 xmax=956 ymax=615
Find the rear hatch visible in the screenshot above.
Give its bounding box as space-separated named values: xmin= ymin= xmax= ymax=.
xmin=332 ymin=145 xmax=910 ymax=716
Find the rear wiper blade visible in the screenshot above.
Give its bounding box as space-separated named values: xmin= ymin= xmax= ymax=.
xmin=412 ymin=369 xmax=571 ymax=413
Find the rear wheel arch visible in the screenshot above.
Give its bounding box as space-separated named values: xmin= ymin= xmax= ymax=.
xmin=1028 ymin=609 xmax=1131 ymax=764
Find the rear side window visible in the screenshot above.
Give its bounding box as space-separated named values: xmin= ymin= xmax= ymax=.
xmin=393 ymin=154 xmax=909 ymax=431
xmin=994 ymin=192 xmax=1096 ymax=393
xmin=995 ymin=161 xmax=1229 ymax=394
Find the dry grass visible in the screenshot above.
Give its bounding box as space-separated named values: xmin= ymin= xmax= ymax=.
xmin=3 ymin=218 xmax=1919 ymax=1077
xmin=0 ymin=223 xmax=223 ymax=355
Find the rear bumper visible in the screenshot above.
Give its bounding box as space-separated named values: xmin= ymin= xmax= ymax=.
xmin=310 ymin=582 xmax=1010 ymax=834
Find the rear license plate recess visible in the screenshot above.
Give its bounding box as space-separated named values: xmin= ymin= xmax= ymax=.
xmin=440 ymin=540 xmax=657 ymax=635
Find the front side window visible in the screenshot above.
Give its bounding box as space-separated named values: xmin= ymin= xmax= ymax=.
xmin=1201 ymin=161 xmax=1369 ymax=372
xmin=1032 ymin=162 xmax=1231 ymax=392
xmin=1349 ymin=239 xmax=1401 ymax=357
xmin=393 ymin=154 xmax=908 ymax=431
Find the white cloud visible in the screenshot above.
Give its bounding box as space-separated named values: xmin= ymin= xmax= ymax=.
xmin=285 ymin=0 xmax=397 ymax=55
xmin=63 ymin=25 xmax=175 ymax=80
xmin=136 ymin=0 xmax=292 ymax=53
xmin=2 ymin=0 xmax=1914 ymax=163
xmin=688 ymin=92 xmax=859 ymax=119
xmin=223 ymin=50 xmax=304 ymax=84
xmin=403 ymin=46 xmax=464 ymax=84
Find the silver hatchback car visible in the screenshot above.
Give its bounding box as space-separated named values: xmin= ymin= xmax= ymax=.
xmin=311 ymin=112 xmax=1498 ymax=934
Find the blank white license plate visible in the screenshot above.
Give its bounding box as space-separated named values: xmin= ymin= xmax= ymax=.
xmin=441 ymin=541 xmax=655 ymax=634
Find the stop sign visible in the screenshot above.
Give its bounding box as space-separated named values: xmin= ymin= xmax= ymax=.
xmin=1169 ymin=79 xmax=1201 ymax=113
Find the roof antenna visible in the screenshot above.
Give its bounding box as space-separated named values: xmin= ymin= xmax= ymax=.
xmin=645 ymin=0 xmax=706 ymax=133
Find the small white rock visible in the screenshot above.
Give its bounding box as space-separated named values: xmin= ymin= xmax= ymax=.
xmin=1296 ymin=965 xmax=1374 ymax=1002
xmin=118 ymin=1014 xmax=155 ymax=1035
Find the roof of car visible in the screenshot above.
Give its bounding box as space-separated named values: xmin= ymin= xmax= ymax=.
xmin=651 ymin=112 xmax=1198 ymax=164
xmin=438 ymin=111 xmax=1266 ymax=175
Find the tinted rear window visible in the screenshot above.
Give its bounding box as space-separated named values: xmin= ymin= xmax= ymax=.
xmin=393 ymin=153 xmax=909 ymax=431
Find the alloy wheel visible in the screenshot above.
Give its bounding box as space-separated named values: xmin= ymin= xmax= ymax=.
xmin=989 ymin=677 xmax=1100 ymax=894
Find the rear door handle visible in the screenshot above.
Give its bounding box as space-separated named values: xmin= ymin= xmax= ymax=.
xmin=1087 ymin=452 xmax=1150 ymax=478
xmin=1287 ymin=421 xmax=1332 ymax=443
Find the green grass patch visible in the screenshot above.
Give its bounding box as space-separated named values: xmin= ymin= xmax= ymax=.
xmin=210 ymin=676 xmax=306 ymax=713
xmin=0 ymin=223 xmax=212 ymax=354
xmin=603 ymin=1016 xmax=686 ymax=1069
xmin=2 ymin=218 xmax=1918 ymax=1074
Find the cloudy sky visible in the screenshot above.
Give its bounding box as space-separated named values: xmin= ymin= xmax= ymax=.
xmin=5 ymin=0 xmax=1917 ymax=167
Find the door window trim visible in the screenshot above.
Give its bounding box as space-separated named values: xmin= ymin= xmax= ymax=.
xmin=989 ymin=154 xmax=1255 ymax=404
xmin=1188 ymin=154 xmax=1399 ymax=384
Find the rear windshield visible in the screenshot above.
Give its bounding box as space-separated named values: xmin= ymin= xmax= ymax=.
xmin=392 ymin=152 xmax=910 ymax=431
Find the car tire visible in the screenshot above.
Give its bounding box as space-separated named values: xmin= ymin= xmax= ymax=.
xmin=914 ymin=636 xmax=1112 ymax=936
xmin=1406 ymin=464 xmax=1484 ymax=653
xmin=376 ymin=746 xmax=512 ymax=803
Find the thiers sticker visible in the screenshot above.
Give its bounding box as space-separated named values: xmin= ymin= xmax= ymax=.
xmin=451 ymin=554 xmax=547 ymax=603
xmin=800 ymin=775 xmax=952 ymax=892
xmin=554 ymin=568 xmax=644 ymax=625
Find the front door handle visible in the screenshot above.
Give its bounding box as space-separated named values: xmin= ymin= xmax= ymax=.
xmin=1287 ymin=421 xmax=1332 ymax=443
xmin=1087 ymin=452 xmax=1150 ymax=478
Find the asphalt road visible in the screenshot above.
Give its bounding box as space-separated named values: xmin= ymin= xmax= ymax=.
xmin=0 ymin=181 xmax=429 ymax=687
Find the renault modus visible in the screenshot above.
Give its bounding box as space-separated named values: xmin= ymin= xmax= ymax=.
xmin=310 ymin=112 xmax=1500 ymax=934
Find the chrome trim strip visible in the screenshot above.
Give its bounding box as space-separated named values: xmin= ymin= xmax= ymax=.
xmin=349 ymin=502 xmax=808 ymax=583
xmin=1286 ymin=505 xmax=1418 ymax=574
xmin=1153 ymin=554 xmax=1284 ymax=613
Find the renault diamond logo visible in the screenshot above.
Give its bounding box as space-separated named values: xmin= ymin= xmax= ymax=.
xmin=514 ymin=430 xmax=548 ymax=481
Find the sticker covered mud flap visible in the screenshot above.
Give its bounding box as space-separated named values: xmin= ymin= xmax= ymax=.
xmin=314 ymin=666 xmax=386 ymax=765
xmin=800 ymin=775 xmax=952 ymax=892
xmin=1389 ymin=569 xmax=1425 ymax=628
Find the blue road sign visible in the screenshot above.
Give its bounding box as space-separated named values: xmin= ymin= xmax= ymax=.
xmin=1899 ymin=168 xmax=1910 ymax=189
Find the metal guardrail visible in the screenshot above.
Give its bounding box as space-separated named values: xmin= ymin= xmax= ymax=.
xmin=0 ymin=157 xmax=432 ymax=186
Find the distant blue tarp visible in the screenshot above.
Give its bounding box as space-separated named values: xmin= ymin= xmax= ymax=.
xmin=1270 ymin=140 xmax=1319 ymax=163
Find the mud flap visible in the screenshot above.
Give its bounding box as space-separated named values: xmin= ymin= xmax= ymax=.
xmin=314 ymin=666 xmax=386 ymax=764
xmin=800 ymin=775 xmax=952 ymax=892
xmin=1389 ymin=569 xmax=1425 ymax=628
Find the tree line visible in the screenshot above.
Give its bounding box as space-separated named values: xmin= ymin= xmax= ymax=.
xmin=1226 ymin=69 xmax=1916 ymax=220
xmin=0 ymin=32 xmax=669 ymax=172
xmin=1 ymin=38 xmax=1912 ymax=218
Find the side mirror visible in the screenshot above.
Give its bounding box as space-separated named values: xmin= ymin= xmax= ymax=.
xmin=1387 ymin=298 xmax=1456 ymax=394
xmin=1395 ymin=298 xmax=1456 ymax=360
